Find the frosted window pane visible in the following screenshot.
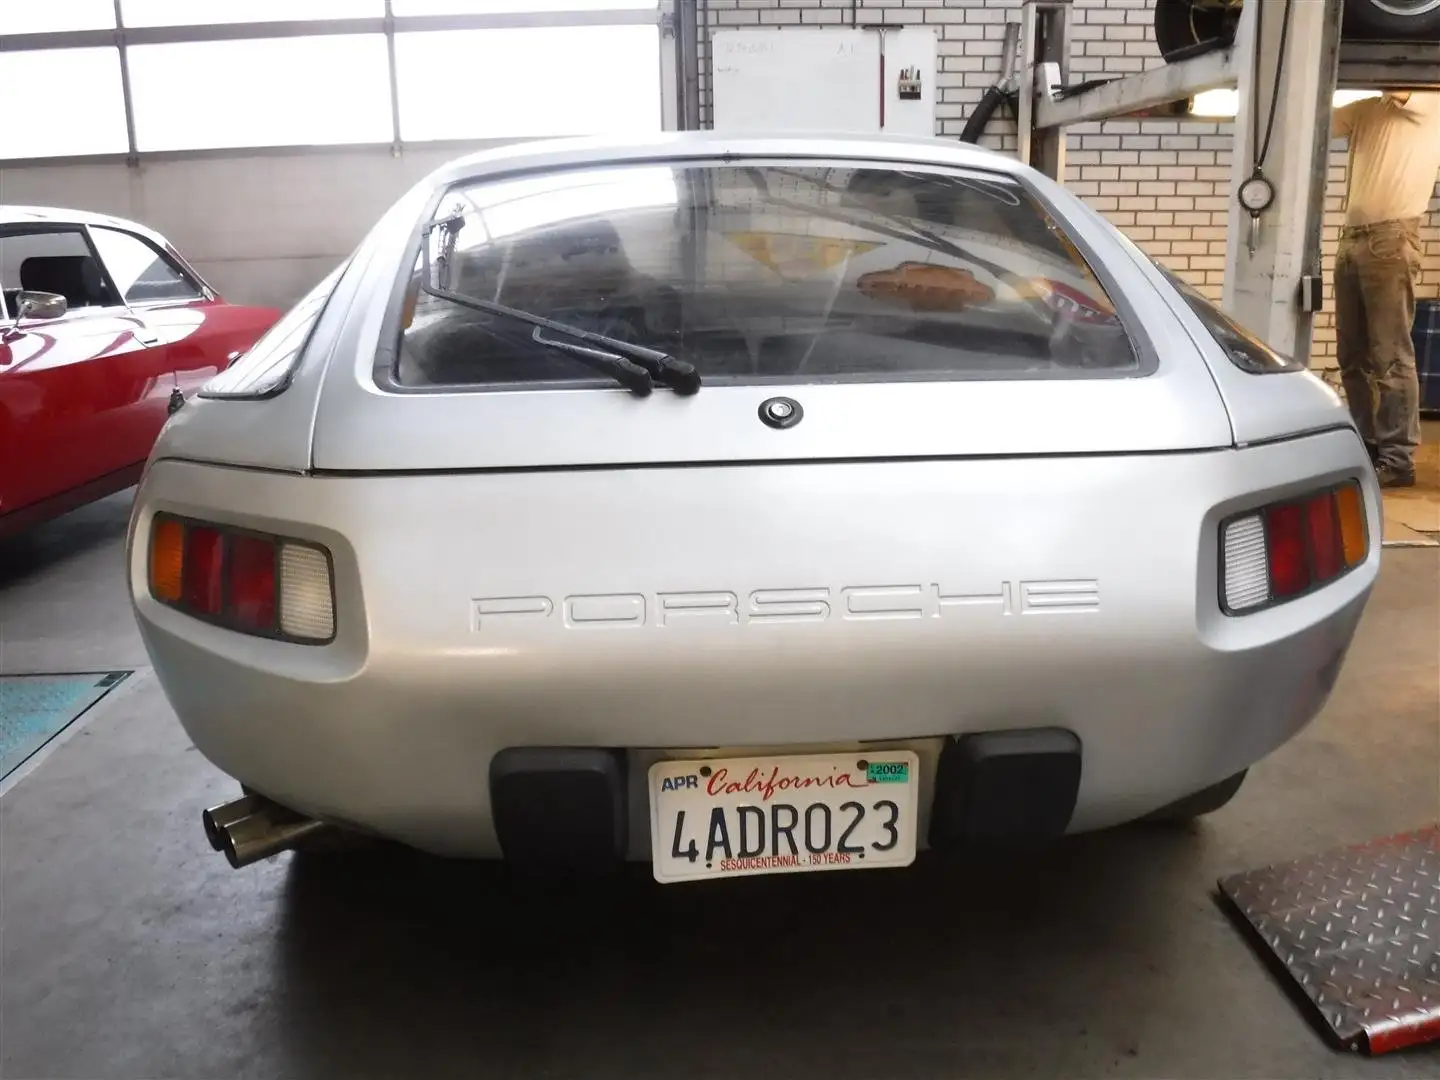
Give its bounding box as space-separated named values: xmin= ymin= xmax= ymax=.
xmin=129 ymin=36 xmax=393 ymax=151
xmin=0 ymin=1 xmax=116 ymax=33
xmin=121 ymin=0 xmax=381 ymax=26
xmin=0 ymin=49 xmax=128 ymax=157
xmin=392 ymin=1 xmax=656 ymax=13
xmin=395 ymin=25 xmax=660 ymax=141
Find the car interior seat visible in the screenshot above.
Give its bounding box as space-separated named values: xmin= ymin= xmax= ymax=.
xmin=19 ymin=255 xmax=115 ymax=311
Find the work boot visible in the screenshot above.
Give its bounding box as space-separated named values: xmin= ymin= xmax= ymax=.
xmin=1375 ymin=463 xmax=1416 ymax=489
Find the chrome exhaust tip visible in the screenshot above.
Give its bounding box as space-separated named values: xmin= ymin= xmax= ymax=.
xmin=221 ymin=813 xmax=330 ymax=869
xmin=202 ymin=795 xmax=262 ymax=851
xmin=203 ymin=791 xmax=332 ymax=868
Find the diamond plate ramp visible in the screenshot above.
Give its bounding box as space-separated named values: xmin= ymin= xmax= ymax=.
xmin=1218 ymin=826 xmax=1440 ymax=1055
xmin=0 ymin=672 xmax=130 ymax=783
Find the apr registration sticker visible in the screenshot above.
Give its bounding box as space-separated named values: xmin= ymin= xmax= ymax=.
xmin=866 ymin=760 xmax=910 ymax=783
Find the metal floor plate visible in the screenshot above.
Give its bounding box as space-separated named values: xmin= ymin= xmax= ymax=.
xmin=0 ymin=672 xmax=130 ymax=783
xmin=1219 ymin=826 xmax=1440 ymax=1055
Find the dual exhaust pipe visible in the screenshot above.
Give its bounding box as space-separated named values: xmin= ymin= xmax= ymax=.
xmin=202 ymin=792 xmax=331 ymax=869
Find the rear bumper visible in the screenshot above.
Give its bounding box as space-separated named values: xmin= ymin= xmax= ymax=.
xmin=486 ymin=731 xmax=1086 ymax=872
xmin=129 ymin=429 xmax=1380 ymax=859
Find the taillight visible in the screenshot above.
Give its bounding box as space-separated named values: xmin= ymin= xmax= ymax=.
xmin=147 ymin=514 xmax=335 ymax=643
xmin=1220 ymin=481 xmax=1369 ymax=614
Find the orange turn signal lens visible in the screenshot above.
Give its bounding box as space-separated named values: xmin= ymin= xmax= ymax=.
xmin=1335 ymin=482 xmax=1368 ymax=569
xmin=149 ymin=517 xmax=185 ymax=603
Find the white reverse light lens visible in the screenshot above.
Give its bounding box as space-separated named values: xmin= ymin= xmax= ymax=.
xmin=1222 ymin=514 xmax=1269 ymax=611
xmin=279 ymin=543 xmax=335 ymax=640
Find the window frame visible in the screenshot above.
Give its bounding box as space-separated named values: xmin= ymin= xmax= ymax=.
xmin=0 ymin=5 xmax=668 ymax=162
xmin=0 ymin=221 xmax=134 ymax=323
xmin=86 ymin=224 xmax=210 ymax=308
xmin=372 ymin=154 xmax=1161 ymax=396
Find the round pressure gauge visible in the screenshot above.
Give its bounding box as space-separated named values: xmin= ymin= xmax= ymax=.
xmin=1238 ymin=174 xmax=1275 ymax=215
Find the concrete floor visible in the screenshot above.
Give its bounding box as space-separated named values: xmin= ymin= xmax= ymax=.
xmin=1 ymin=489 xmax=1437 ymax=1080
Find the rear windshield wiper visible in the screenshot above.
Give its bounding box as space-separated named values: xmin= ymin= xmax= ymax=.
xmin=418 ymin=281 xmax=701 ymax=396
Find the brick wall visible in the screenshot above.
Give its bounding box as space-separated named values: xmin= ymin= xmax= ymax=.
xmin=697 ymin=0 xmax=1440 ymax=379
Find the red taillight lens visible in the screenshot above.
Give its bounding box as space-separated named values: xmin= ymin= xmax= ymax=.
xmin=182 ymin=526 xmax=225 ymax=616
xmin=147 ymin=514 xmax=333 ymax=643
xmin=1221 ymin=480 xmax=1368 ymax=614
xmin=1305 ymin=492 xmax=1344 ymax=581
xmin=1264 ymin=502 xmax=1309 ymax=599
xmin=228 ymin=534 xmax=277 ymax=631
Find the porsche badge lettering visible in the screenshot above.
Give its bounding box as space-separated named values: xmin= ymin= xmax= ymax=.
xmin=473 ymin=580 xmax=1098 ymax=631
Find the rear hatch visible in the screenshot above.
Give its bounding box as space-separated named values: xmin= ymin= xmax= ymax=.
xmin=311 ymin=155 xmax=1233 ymax=471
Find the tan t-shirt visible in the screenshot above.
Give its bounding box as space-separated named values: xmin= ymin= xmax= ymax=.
xmin=1333 ymin=91 xmax=1440 ymax=227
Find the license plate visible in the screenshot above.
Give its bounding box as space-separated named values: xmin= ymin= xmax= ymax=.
xmin=648 ymin=751 xmax=920 ymax=884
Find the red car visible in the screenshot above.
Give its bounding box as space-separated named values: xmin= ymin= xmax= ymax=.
xmin=0 ymin=207 xmax=281 ymax=537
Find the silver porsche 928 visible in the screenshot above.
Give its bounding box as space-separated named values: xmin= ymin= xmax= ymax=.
xmin=127 ymin=131 xmax=1380 ymax=883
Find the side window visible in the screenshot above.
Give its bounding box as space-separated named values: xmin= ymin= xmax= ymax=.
xmin=1159 ymin=266 xmax=1302 ymax=374
xmin=0 ymin=228 xmax=119 ymax=316
xmin=89 ymin=227 xmax=203 ymax=305
xmin=199 ymin=261 xmax=347 ymax=400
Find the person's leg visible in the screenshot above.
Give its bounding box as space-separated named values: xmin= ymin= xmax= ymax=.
xmin=1357 ymin=220 xmax=1422 ymax=484
xmin=1333 ymin=235 xmax=1377 ymax=458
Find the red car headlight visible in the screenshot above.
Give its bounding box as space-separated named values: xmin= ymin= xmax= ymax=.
xmin=148 ymin=513 xmax=335 ymax=643
xmin=1220 ymin=481 xmax=1369 ymax=615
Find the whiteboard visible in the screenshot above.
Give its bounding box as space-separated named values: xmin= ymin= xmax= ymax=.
xmin=711 ymin=28 xmax=880 ymax=133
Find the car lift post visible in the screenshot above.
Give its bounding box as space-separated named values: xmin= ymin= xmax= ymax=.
xmin=1017 ymin=0 xmax=1345 ymax=367
xmin=1223 ymin=0 xmax=1344 ymax=367
xmin=1017 ymin=0 xmax=1072 ymax=183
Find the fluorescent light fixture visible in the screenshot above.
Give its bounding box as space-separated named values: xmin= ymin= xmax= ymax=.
xmin=1189 ymin=87 xmax=1382 ymax=118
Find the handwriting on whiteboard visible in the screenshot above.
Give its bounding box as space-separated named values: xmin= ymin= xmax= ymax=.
xmin=719 ymin=35 xmax=861 ymax=58
xmin=722 ymin=39 xmax=775 ymax=55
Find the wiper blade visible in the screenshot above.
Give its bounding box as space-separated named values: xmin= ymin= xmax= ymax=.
xmin=419 ymin=282 xmax=701 ymax=396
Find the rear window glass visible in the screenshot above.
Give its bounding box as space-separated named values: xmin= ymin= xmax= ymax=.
xmin=391 ymin=161 xmax=1143 ymax=390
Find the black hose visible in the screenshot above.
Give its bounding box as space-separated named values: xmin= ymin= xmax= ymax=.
xmin=959 ymin=84 xmax=1015 ymax=144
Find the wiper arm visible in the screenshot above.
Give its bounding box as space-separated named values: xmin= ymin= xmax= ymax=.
xmin=529 ymin=326 xmax=654 ymax=396
xmin=419 ymin=281 xmax=701 ymax=396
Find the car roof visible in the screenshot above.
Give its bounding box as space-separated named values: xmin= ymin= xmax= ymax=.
xmin=421 ymin=129 xmax=1029 ymax=191
xmin=0 ymin=205 xmax=173 ymax=246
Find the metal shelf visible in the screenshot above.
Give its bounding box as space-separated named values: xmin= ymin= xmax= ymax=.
xmin=1338 ymin=39 xmax=1440 ymax=88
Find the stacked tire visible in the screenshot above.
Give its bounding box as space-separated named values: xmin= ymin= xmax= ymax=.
xmin=1154 ymin=0 xmax=1440 ymax=63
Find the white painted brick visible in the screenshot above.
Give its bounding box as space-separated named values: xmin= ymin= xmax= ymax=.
xmin=713 ymin=9 xmax=761 ymax=25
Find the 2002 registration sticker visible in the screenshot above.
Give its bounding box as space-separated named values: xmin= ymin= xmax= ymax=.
xmin=647 ymin=751 xmax=920 ymax=883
